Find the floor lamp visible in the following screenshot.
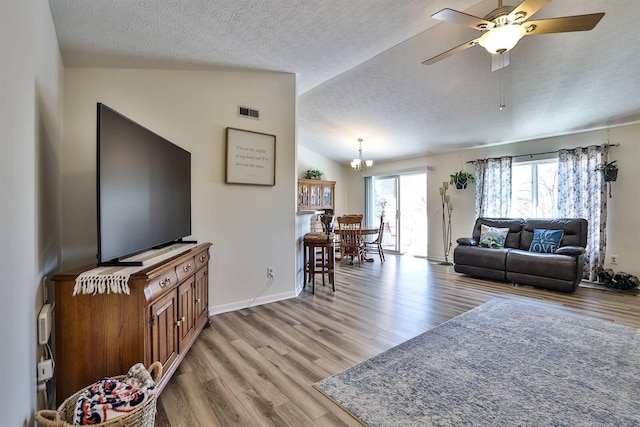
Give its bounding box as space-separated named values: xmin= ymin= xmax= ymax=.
xmin=439 ymin=182 xmax=453 ymax=265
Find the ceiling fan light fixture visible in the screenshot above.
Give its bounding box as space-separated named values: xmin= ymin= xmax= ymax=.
xmin=478 ymin=24 xmax=526 ymax=54
xmin=424 ymin=3 xmax=605 ymax=66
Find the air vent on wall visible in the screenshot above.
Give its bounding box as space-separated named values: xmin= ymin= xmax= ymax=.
xmin=238 ymin=105 xmax=260 ymax=120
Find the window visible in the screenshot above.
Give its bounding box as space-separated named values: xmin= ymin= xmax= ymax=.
xmin=510 ymin=160 xmax=558 ymax=218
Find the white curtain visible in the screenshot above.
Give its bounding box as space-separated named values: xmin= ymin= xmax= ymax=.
xmin=557 ymin=145 xmax=606 ymax=281
xmin=474 ymin=157 xmax=512 ymax=218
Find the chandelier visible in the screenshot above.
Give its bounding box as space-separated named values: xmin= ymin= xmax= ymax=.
xmin=351 ymin=138 xmax=373 ymax=172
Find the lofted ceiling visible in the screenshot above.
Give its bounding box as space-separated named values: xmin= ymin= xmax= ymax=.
xmin=48 ymin=0 xmax=640 ymax=164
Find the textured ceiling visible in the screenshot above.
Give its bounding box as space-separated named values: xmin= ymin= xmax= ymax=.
xmin=49 ymin=0 xmax=640 ymax=164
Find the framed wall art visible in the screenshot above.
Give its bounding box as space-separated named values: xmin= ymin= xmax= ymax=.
xmin=225 ymin=127 xmax=276 ymax=186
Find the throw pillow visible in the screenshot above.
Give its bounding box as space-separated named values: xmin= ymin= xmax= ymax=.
xmin=529 ymin=229 xmax=564 ymax=253
xmin=479 ymin=225 xmax=510 ymax=248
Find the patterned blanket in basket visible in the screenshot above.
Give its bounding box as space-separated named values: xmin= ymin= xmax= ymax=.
xmin=73 ymin=363 xmax=156 ymax=425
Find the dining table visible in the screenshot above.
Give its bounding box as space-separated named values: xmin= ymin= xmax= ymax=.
xmin=333 ymin=227 xmax=379 ymax=262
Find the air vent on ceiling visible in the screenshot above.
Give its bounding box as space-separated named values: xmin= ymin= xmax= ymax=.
xmin=238 ymin=105 xmax=260 ymax=120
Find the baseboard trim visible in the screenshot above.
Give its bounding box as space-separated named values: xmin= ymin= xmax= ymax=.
xmin=209 ymin=289 xmax=299 ymax=315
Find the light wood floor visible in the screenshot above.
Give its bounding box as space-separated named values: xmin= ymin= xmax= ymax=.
xmin=155 ymin=254 xmax=640 ymax=426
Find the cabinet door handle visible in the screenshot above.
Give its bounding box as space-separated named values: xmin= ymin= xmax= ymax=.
xmin=183 ymin=264 xmax=192 ymax=272
xmin=160 ymin=276 xmax=172 ymax=287
xmin=181 ymin=316 xmax=186 ymax=323
xmin=195 ymin=298 xmax=201 ymax=304
xmin=175 ymin=319 xmax=182 ymax=327
xmin=199 ymin=255 xmax=206 ymax=262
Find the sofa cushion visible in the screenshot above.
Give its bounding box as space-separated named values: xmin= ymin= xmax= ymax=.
xmin=454 ymin=245 xmax=510 ymax=271
xmin=520 ymin=218 xmax=587 ymax=250
xmin=506 ymin=249 xmax=577 ymax=281
xmin=472 ymin=218 xmax=524 ymax=249
xmin=479 ymin=225 xmax=510 ymax=248
xmin=529 ymin=229 xmax=564 ymax=253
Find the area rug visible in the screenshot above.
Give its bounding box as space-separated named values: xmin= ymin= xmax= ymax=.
xmin=314 ymin=299 xmax=640 ymax=426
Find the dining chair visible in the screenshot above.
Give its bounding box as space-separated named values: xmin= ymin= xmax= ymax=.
xmin=308 ymin=215 xmax=333 ymax=263
xmin=319 ymin=214 xmax=334 ymax=233
xmin=310 ymin=220 xmax=324 ymax=233
xmin=336 ymin=214 xmax=365 ymax=267
xmin=365 ymin=214 xmax=386 ymax=263
xmin=303 ymin=231 xmax=335 ymax=293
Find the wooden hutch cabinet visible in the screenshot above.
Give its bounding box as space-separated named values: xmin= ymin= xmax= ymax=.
xmin=52 ymin=242 xmax=211 ymax=405
xmin=298 ymin=179 xmax=335 ymax=212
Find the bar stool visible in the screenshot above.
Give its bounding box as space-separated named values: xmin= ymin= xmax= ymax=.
xmin=303 ymin=232 xmax=336 ymax=293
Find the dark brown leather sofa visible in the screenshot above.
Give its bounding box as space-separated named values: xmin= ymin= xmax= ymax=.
xmin=454 ymin=217 xmax=588 ymax=293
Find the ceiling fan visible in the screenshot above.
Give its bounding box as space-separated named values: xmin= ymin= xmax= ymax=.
xmin=423 ymin=0 xmax=605 ymax=65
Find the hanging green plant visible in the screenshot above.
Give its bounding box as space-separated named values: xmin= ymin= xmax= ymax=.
xmin=449 ymin=171 xmax=475 ymax=189
xmin=595 ymin=160 xmax=618 ymax=182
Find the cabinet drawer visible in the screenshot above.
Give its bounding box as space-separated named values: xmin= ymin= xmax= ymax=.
xmin=176 ymin=257 xmax=196 ymax=282
xmin=147 ymin=269 xmax=179 ymax=300
xmin=151 ymin=269 xmax=178 ymax=290
xmin=194 ymin=249 xmax=209 ymax=270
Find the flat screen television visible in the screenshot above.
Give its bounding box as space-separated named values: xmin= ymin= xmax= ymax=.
xmin=97 ymin=103 xmax=192 ymax=266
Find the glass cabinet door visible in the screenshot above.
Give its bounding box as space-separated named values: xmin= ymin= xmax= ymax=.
xmin=310 ymin=185 xmax=321 ymax=207
xmin=322 ymin=185 xmax=333 ymax=208
xmin=298 ymin=183 xmax=309 ymax=208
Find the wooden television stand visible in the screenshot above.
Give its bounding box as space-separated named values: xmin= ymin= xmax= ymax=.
xmin=52 ymin=242 xmax=212 ymax=405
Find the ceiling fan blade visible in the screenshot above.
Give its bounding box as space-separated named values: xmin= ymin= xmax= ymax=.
xmin=422 ymin=37 xmax=480 ymax=65
xmin=432 ymin=8 xmax=493 ymax=31
xmin=523 ymin=13 xmax=605 ymax=35
xmin=507 ymin=0 xmax=551 ymax=23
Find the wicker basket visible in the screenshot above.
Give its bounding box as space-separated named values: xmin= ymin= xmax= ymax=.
xmin=34 ymin=362 xmax=162 ymax=427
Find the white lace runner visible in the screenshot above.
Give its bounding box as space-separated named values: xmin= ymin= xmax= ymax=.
xmin=73 ymin=243 xmax=198 ymax=295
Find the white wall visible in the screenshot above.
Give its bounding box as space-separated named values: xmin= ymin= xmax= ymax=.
xmin=62 ymin=68 xmax=297 ymax=314
xmin=340 ymin=124 xmax=640 ymax=276
xmin=0 ymin=0 xmax=64 ymax=422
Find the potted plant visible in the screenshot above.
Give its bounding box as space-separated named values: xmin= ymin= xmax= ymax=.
xmin=449 ymin=171 xmax=476 ymax=189
xmin=304 ymin=169 xmax=323 ymax=180
xmin=595 ymin=160 xmax=618 ymax=182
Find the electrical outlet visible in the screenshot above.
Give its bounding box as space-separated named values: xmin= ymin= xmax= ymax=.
xmin=38 ymin=359 xmax=54 ymax=382
xmin=267 ymin=267 xmax=274 ymax=278
xmin=610 ymin=255 xmax=618 ymax=265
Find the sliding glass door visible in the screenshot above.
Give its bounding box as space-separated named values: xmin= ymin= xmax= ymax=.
xmin=369 ymin=173 xmax=427 ymax=256
xmin=372 ymin=176 xmax=399 ymax=252
xmin=399 ymin=173 xmax=427 ymax=257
